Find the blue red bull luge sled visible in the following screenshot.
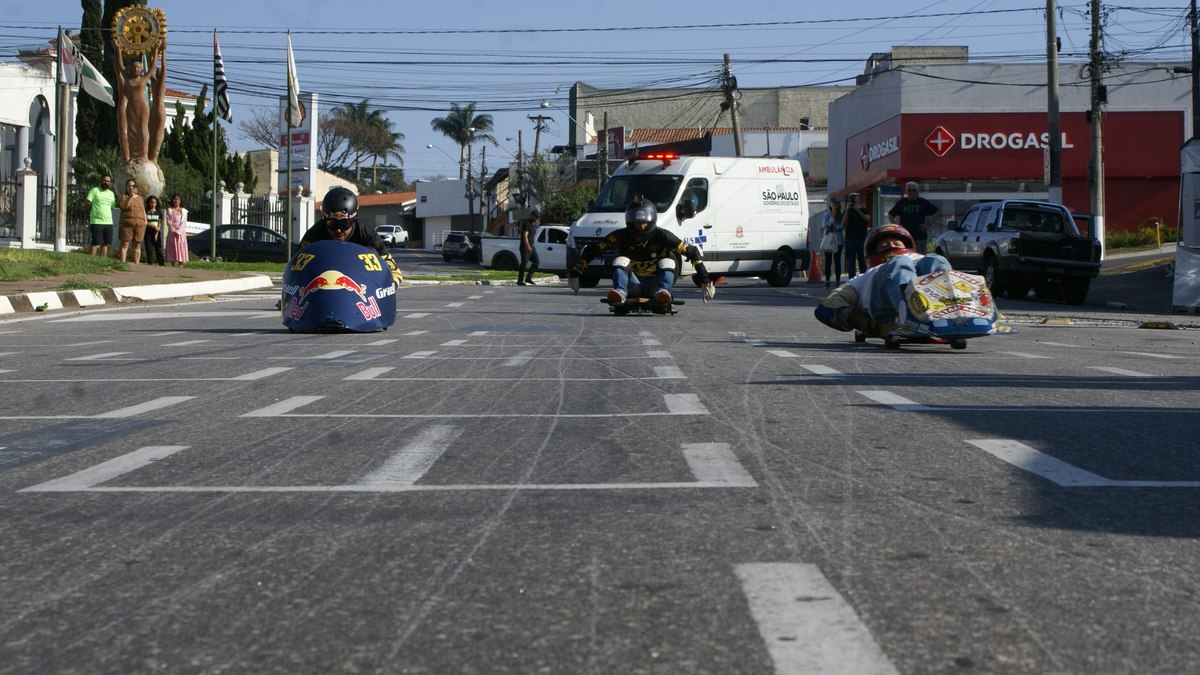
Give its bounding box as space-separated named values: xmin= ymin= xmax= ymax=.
xmin=280 ymin=240 xmax=397 ymax=332
xmin=857 ymin=269 xmax=998 ymax=350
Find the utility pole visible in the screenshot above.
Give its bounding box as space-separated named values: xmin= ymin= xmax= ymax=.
xmin=528 ymin=114 xmax=551 ymax=157
xmin=1192 ymin=0 xmax=1199 ymax=139
xmin=1089 ymin=0 xmax=1106 ymax=253
xmin=480 ymin=146 xmax=487 ymax=233
xmin=722 ymin=54 xmax=744 ymax=157
xmin=1046 ymin=0 xmax=1063 ymax=205
xmin=599 ymin=112 xmax=608 ymax=190
xmin=517 ymin=130 xmax=525 ymax=208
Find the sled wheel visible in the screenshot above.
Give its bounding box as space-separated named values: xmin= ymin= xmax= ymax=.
xmin=853 ymin=330 xmax=866 ymax=343
xmin=884 ymin=336 xmax=902 ymax=349
xmin=950 ymin=338 xmax=968 ymax=350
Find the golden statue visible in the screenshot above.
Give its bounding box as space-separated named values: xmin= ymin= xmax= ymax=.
xmin=112 ymin=6 xmax=168 ymax=198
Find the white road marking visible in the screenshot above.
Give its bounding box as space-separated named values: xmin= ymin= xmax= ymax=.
xmin=768 ymin=350 xmax=798 ymax=358
xmin=366 ymin=339 xmax=397 ymax=346
xmin=470 ymin=331 xmax=489 ymax=336
xmin=312 ymin=350 xmax=357 ymax=359
xmin=682 ymin=443 xmax=756 ymax=486
xmin=735 ymin=563 xmax=899 ymax=675
xmin=800 ymin=364 xmax=846 ymax=377
xmin=401 ymin=330 xmax=428 ymax=335
xmin=857 ymin=391 xmax=932 ymax=411
xmin=646 ymin=350 xmax=671 ymax=358
xmin=746 ymin=339 xmax=766 ymax=346
xmin=403 ymin=350 xmax=437 ymax=359
xmin=163 ymin=340 xmax=212 ymax=347
xmin=402 ymin=314 xmax=431 ymax=319
xmin=468 ymin=295 xmax=483 ymax=300
xmin=357 ymin=425 xmax=461 ymax=487
xmin=231 ymin=367 xmax=292 ymax=381
xmin=64 ymin=340 xmax=114 ymax=347
xmin=664 ymin=393 xmax=709 ymax=415
xmin=441 ymin=339 xmax=468 ymax=346
xmin=149 ymin=331 xmax=184 ymax=337
xmin=20 ymin=446 xmax=190 ymax=492
xmin=27 ymin=442 xmax=756 ymax=493
xmin=1002 ymin=352 xmax=1052 ymax=359
xmin=1119 ymin=351 xmax=1183 ymax=360
xmin=52 ymin=311 xmax=253 ymax=322
xmin=446 ymin=302 xmax=465 ymax=308
xmin=241 ymin=396 xmax=324 ymax=417
xmin=503 ymin=350 xmax=536 ymax=366
xmin=1038 ymin=342 xmax=1077 ymax=348
xmin=642 ymin=338 xmax=661 ymax=346
xmin=95 ymin=396 xmax=195 ymax=418
xmin=967 ymin=439 xmax=1200 ymax=487
xmin=653 ymin=366 xmax=685 ymax=379
xmin=66 ymin=352 xmax=130 ymax=361
xmin=345 ymin=367 xmax=394 ymax=380
xmin=1090 ymin=366 xmax=1158 ymax=377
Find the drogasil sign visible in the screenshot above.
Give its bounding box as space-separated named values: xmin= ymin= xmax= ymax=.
xmin=926 ymin=125 xmax=1074 ymax=157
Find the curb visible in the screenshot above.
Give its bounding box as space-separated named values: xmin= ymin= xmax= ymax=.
xmin=0 ymin=274 xmax=275 ymax=316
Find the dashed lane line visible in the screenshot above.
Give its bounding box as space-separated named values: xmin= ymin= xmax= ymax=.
xmin=967 ymin=439 xmax=1200 ymax=488
xmin=1090 ymin=366 xmax=1159 ymax=377
xmin=735 ymin=563 xmax=899 ymax=675
xmin=20 ymin=441 xmax=754 ymax=493
xmin=0 ymin=396 xmax=194 ymax=420
xmin=240 ymin=393 xmax=710 ymax=418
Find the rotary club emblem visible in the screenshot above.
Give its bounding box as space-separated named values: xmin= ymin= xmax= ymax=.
xmin=113 ymin=6 xmax=167 ymax=56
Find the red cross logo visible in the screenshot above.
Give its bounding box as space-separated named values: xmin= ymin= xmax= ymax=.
xmin=925 ymin=126 xmax=955 ymax=157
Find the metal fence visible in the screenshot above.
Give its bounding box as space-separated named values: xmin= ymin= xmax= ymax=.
xmin=231 ymin=193 xmax=287 ymax=235
xmin=0 ymin=178 xmax=14 ymax=240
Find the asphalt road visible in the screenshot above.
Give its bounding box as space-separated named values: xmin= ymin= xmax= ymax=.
xmin=1 ymin=278 xmax=1198 ymax=674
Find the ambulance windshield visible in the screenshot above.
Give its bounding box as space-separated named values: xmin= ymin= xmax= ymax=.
xmin=589 ymin=175 xmax=683 ymax=214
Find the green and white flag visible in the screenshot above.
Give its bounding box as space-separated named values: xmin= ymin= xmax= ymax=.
xmin=58 ymin=29 xmax=113 ymax=106
xmin=76 ymin=46 xmax=114 ymax=107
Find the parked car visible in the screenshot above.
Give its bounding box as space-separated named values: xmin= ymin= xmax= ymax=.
xmin=188 ymin=224 xmax=291 ymax=263
xmin=441 ymin=232 xmax=479 ymax=263
xmin=375 ymin=224 xmax=408 ymax=247
xmin=935 ymin=200 xmax=1101 ymax=304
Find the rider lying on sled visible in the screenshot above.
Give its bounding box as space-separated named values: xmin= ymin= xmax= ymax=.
xmin=568 ymin=197 xmax=716 ymax=305
xmin=815 ymin=224 xmax=951 ymax=338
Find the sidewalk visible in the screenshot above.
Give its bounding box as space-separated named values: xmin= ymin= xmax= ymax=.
xmin=0 ymin=264 xmax=273 ymax=315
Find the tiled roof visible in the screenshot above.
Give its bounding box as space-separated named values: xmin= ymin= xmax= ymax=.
xmin=357 ymin=191 xmax=416 ymax=207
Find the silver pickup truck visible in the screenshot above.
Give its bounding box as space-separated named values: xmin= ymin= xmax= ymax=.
xmin=935 ymin=199 xmax=1102 ymax=305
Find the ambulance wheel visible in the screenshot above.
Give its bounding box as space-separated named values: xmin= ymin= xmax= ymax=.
xmin=950 ymin=339 xmax=968 ymax=350
xmin=854 ymin=330 xmax=866 ymax=343
xmin=765 ymin=252 xmax=795 ymax=287
xmin=884 ymin=336 xmax=902 ymax=349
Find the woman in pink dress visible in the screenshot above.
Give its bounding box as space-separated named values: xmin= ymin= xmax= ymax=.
xmin=164 ymin=193 xmax=189 ymax=267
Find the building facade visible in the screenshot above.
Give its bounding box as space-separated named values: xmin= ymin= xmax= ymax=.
xmin=828 ymin=58 xmax=1190 ymax=238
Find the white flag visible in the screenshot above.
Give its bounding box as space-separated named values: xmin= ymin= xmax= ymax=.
xmin=77 ymin=49 xmax=115 ymax=107
xmin=286 ymin=33 xmax=303 ymax=128
xmin=57 ymin=28 xmax=78 ymax=85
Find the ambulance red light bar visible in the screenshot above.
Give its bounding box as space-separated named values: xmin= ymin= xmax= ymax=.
xmin=627 ymin=152 xmax=678 ymax=167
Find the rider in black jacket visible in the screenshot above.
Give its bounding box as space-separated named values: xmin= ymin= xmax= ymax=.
xmin=300 ymin=187 xmax=402 ymax=285
xmin=569 ymin=197 xmax=715 ymax=304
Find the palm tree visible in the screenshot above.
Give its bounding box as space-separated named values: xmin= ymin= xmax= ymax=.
xmin=366 ymin=118 xmax=405 ymax=186
xmin=430 ymin=103 xmax=497 ymax=178
xmin=330 ymin=100 xmax=392 ymax=181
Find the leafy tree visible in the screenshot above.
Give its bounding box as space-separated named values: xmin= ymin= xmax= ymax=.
xmin=157 ymin=85 xmax=256 ymax=196
xmin=430 ymin=102 xmax=497 ymax=178
xmin=524 ymin=153 xmax=577 ymax=208
xmin=540 ymin=182 xmax=596 ymax=226
xmin=236 ymin=108 xmax=282 ymax=149
xmin=74 ymin=0 xmax=108 ymax=156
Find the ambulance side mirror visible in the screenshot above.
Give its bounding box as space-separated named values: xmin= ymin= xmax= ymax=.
xmin=676 ymin=195 xmax=698 ymax=220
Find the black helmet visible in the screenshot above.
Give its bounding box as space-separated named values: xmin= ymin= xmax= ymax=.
xmin=625 ymin=199 xmax=658 ymax=243
xmin=322 ymin=187 xmax=358 ymax=217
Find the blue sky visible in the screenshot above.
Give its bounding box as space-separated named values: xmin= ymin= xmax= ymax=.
xmin=2 ymin=1 xmax=1191 ymax=181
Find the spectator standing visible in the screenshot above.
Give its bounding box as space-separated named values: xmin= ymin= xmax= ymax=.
xmin=517 ymin=207 xmax=541 ymax=286
xmin=85 ymin=174 xmax=116 ymax=257
xmin=117 ymin=179 xmax=147 ymax=263
xmin=142 ymin=195 xmax=165 ymax=266
xmin=164 ymin=193 xmax=189 ymax=267
xmin=843 ymin=192 xmax=872 ymax=279
xmin=888 ymin=181 xmax=940 ymax=253
xmin=821 ymin=196 xmax=845 ymax=289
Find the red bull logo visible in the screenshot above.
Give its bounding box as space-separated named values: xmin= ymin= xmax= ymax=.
xmin=298 ymin=270 xmax=368 ymax=303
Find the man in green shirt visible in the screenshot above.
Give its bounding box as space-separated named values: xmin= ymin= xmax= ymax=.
xmin=86 ymin=174 xmax=116 ymax=257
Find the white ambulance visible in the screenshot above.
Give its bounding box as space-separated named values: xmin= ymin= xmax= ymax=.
xmin=569 ymin=153 xmax=810 ymax=287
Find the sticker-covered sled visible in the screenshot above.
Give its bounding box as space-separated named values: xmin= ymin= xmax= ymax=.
xmin=856 ymin=269 xmax=998 ymax=350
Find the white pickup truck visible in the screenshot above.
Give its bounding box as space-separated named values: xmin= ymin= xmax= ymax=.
xmin=479 ymin=225 xmax=572 ymax=274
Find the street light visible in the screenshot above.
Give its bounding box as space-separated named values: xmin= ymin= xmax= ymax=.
xmin=466 ymin=127 xmax=478 ymax=235
xmin=426 ymin=144 xmax=460 ymax=176
xmin=540 ymin=99 xmax=586 ymax=184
